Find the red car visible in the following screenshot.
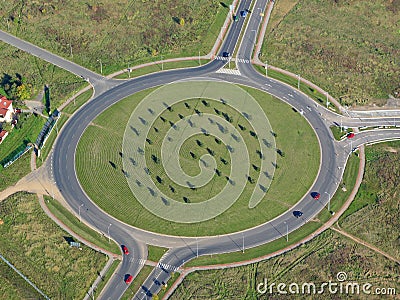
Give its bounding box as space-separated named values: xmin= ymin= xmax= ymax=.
xmin=312 ymin=192 xmax=320 ymax=200
xmin=122 ymin=245 xmax=129 ymax=255
xmin=125 ymin=274 xmax=133 ymax=284
xmin=347 ymin=132 xmax=355 ymax=139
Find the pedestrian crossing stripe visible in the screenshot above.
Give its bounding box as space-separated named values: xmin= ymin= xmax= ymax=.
xmin=216 ymin=68 xmax=241 ymax=76
xmin=214 ymin=56 xmax=250 ymax=64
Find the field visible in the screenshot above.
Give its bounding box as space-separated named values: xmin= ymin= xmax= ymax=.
xmin=171 ymin=230 xmax=399 ymax=299
xmin=76 ymin=85 xmax=320 ymax=236
xmin=0 ymin=192 xmax=107 ymax=299
xmin=0 ymin=0 xmax=232 ymax=75
xmin=261 ymin=0 xmax=400 ymax=106
xmin=170 ymin=142 xmax=400 ymax=299
xmin=340 ymin=141 xmax=400 ymax=260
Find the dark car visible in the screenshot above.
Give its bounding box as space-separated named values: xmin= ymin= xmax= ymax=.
xmin=293 ymin=211 xmax=303 ymax=218
xmin=125 ymin=274 xmax=133 ymax=284
xmin=122 ymin=245 xmax=129 ymax=255
xmin=312 ymin=192 xmax=321 ymax=200
xmin=222 ymin=51 xmax=231 ymax=58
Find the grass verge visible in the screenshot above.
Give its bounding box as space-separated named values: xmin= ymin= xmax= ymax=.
xmin=44 ymin=195 xmax=120 ymax=254
xmin=115 ymin=60 xmax=209 ymax=79
xmin=95 ymin=259 xmax=121 ymax=298
xmin=147 ymin=245 xmax=168 ymax=262
xmin=120 ymin=265 xmax=153 ymax=300
xmin=62 ymin=89 xmax=94 ymax=115
xmin=156 ymin=271 xmax=180 ymax=299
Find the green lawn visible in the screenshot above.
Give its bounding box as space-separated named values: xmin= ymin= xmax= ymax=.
xmin=0 ymin=192 xmax=107 ymax=299
xmin=44 ymin=195 xmax=120 ymax=254
xmin=62 ymin=88 xmax=93 ymax=115
xmin=260 ymin=0 xmax=400 ymax=106
xmin=115 ymin=60 xmax=209 ymax=79
xmin=147 ymin=245 xmax=168 ymax=262
xmin=0 ymin=150 xmax=31 ymax=192
xmin=76 ymin=85 xmax=320 ymax=236
xmin=0 ymin=113 xmax=45 ymax=162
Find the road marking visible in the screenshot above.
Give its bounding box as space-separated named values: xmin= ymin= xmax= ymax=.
xmin=265 ymin=83 xmax=272 ymax=87
xmin=157 ymin=262 xmax=180 ymax=272
xmin=214 ymin=56 xmax=230 ymax=61
xmin=288 ymin=93 xmax=294 ymax=98
xmin=216 ymin=68 xmax=241 ymax=76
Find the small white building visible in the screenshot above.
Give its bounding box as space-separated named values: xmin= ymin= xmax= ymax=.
xmin=0 ymin=96 xmax=13 ymax=123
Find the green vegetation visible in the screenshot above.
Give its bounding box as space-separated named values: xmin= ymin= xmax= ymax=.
xmin=261 ymin=0 xmax=400 ymax=106
xmin=0 ymin=192 xmax=107 ymax=299
xmin=254 ymin=64 xmax=338 ymax=111
xmin=0 ymin=41 xmax=86 ymax=113
xmin=0 ymin=258 xmax=43 ymax=300
xmin=0 ymin=1 xmax=232 ymax=75
xmin=116 ymin=60 xmax=209 ymax=79
xmin=44 ymin=195 xmax=120 ymax=254
xmin=0 ymin=150 xmax=31 ymax=192
xmin=95 ymin=259 xmax=121 ymax=298
xmin=340 ymin=141 xmax=400 ymax=259
xmin=330 ymin=125 xmax=353 ymax=141
xmin=171 ymin=230 xmax=400 ymax=299
xmin=147 ymin=245 xmax=168 ymax=262
xmin=36 ymin=114 xmax=69 ymax=168
xmin=0 ymin=113 xmax=45 ymax=161
xmin=76 ymin=85 xmax=320 ymax=236
xmin=120 ymin=265 xmax=153 ymax=300
xmin=62 ymin=89 xmax=93 ymax=115
xmin=156 ymin=271 xmax=180 ymax=299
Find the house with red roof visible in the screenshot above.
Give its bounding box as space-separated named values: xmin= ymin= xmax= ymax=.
xmin=0 ymin=130 xmax=8 ymax=144
xmin=0 ymin=95 xmax=13 ymax=123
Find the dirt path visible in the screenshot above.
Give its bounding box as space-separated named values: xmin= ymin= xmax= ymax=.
xmin=331 ymin=225 xmax=399 ymax=264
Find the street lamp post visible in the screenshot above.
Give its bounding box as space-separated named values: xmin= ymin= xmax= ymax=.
xmin=161 ymin=55 xmax=164 ymax=71
xmin=326 ymin=92 xmax=329 ymax=108
xmin=97 ymin=59 xmax=103 ymax=74
xmin=198 ymin=51 xmax=201 ymax=66
xmin=251 ymin=29 xmax=257 ymax=44
xmin=265 ymin=61 xmax=268 ymax=77
xmin=78 ymin=203 xmax=84 ymax=222
xmin=297 ymin=74 xmax=301 ymax=90
xmin=284 ymin=221 xmax=288 ymax=242
xmin=107 ymin=224 xmax=112 ymax=243
xmin=67 ymin=43 xmax=73 ymax=57
xmin=324 ymin=192 xmax=331 ymax=212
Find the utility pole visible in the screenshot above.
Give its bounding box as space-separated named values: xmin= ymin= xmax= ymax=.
xmin=325 ymin=192 xmax=331 ymax=211
xmin=97 ymin=59 xmax=102 ymax=74
xmin=297 ymin=74 xmax=301 ymax=90
xmin=79 ymin=203 xmax=84 ymax=222
xmin=284 ymin=221 xmax=288 ymax=242
xmin=107 ymin=224 xmax=112 ymax=243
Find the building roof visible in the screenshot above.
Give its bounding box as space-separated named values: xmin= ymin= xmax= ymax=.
xmin=0 ymin=96 xmax=12 ymax=110
xmin=0 ymin=130 xmax=8 ymax=138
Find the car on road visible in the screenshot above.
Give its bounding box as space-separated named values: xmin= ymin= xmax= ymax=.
xmin=121 ymin=245 xmax=129 ymax=255
xmin=233 ymin=15 xmax=239 ymax=22
xmin=293 ymin=211 xmax=303 ymax=218
xmin=312 ymin=192 xmax=320 ymax=200
xmin=125 ymin=274 xmax=133 ymax=284
xmin=347 ymin=132 xmax=355 ymax=139
xmin=222 ymin=51 xmax=231 ymax=58
xmin=240 ymin=10 xmax=248 ymax=17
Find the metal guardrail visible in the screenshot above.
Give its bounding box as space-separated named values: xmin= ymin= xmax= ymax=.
xmin=35 ymin=109 xmax=60 ymax=149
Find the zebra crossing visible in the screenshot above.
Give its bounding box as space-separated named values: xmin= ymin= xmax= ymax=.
xmin=157 ymin=262 xmax=180 ymax=272
xmin=216 ymin=68 xmax=242 ymax=76
xmin=214 ymin=56 xmax=251 ymax=64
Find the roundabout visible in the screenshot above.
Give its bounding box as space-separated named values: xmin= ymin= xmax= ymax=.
xmin=75 ymin=80 xmax=320 ymax=235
